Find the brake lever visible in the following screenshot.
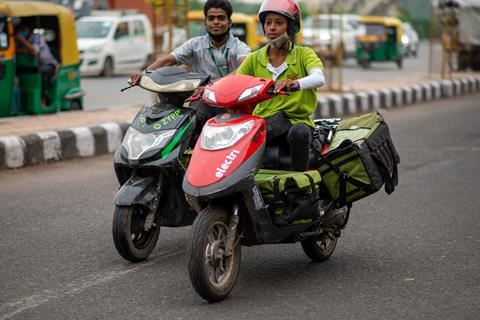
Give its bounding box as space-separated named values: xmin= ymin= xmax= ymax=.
xmin=122 ymin=71 xmax=149 ymax=92
xmin=185 ymin=95 xmax=201 ymax=103
xmin=121 ymin=77 xmax=139 ymax=92
xmin=120 ymin=84 xmax=135 ymax=92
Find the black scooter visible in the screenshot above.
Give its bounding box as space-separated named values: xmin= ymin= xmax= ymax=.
xmin=112 ymin=67 xmax=209 ymax=262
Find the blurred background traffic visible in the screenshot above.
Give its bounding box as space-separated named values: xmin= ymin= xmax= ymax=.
xmin=0 ymin=0 xmax=479 ymax=115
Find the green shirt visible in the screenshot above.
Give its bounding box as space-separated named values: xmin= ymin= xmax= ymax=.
xmin=236 ymin=45 xmax=323 ymax=128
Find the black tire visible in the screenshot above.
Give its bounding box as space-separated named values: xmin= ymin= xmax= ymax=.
xmin=359 ymin=59 xmax=370 ymax=69
xmin=69 ymin=99 xmax=82 ymax=111
xmin=112 ymin=205 xmax=160 ymax=262
xmin=396 ymin=58 xmax=403 ymax=69
xmin=301 ymin=232 xmax=338 ymax=262
xmin=101 ymin=57 xmax=114 ymax=77
xmin=188 ymin=206 xmax=241 ymax=302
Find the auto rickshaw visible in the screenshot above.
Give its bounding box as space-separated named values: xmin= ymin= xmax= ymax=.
xmin=187 ymin=10 xmax=264 ymax=50
xmin=355 ymin=16 xmax=404 ymax=69
xmin=0 ymin=1 xmax=84 ymax=117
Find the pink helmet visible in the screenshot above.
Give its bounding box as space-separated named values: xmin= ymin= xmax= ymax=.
xmin=258 ymin=0 xmax=301 ymax=34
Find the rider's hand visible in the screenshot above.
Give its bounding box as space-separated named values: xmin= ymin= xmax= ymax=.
xmin=193 ymin=86 xmax=205 ymax=97
xmin=274 ymin=79 xmax=299 ymax=93
xmin=129 ymin=73 xmax=141 ymax=85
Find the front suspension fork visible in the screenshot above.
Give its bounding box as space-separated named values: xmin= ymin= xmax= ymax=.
xmin=143 ymin=173 xmax=164 ymax=232
xmin=225 ymin=203 xmax=239 ymax=256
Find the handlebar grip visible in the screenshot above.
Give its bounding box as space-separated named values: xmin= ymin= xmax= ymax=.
xmin=289 ymin=84 xmax=300 ymax=92
xmin=267 ymin=84 xmax=300 ymax=96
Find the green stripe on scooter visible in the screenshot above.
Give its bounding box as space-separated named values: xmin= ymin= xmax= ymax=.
xmin=161 ymin=121 xmax=192 ymax=159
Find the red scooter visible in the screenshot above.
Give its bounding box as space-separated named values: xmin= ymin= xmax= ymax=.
xmin=182 ymin=75 xmax=349 ymax=302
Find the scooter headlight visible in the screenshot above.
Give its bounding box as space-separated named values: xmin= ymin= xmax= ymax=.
xmin=238 ymin=84 xmax=265 ymax=102
xmin=200 ymin=120 xmax=254 ymax=150
xmin=122 ymin=127 xmax=176 ymax=160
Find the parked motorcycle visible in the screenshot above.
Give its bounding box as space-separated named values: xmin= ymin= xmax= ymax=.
xmin=112 ymin=67 xmax=209 ymax=262
xmin=183 ymin=75 xmax=350 ymax=302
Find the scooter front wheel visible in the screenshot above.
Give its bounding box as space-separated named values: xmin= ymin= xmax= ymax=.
xmin=301 ymin=231 xmax=338 ymax=262
xmin=188 ymin=206 xmax=241 ymax=302
xmin=112 ymin=205 xmax=160 ymax=262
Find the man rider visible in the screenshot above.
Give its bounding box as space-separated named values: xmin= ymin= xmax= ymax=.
xmin=129 ymin=0 xmax=251 ymax=137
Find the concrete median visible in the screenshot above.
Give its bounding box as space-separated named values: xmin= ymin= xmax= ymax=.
xmin=0 ymin=122 xmax=129 ymax=169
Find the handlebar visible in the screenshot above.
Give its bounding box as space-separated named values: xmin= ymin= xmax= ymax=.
xmin=121 ymin=70 xmax=151 ymax=92
xmin=267 ymin=83 xmax=300 ymax=96
xmin=185 ymin=95 xmax=201 ymax=103
xmin=120 ymin=83 xmax=135 ymax=92
xmin=289 ymin=84 xmax=300 ymax=92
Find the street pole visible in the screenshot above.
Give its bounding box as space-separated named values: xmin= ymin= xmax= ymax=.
xmin=151 ymin=2 xmax=157 ymax=55
xmin=167 ymin=0 xmax=173 ymax=53
xmin=428 ymin=4 xmax=434 ymax=77
xmin=338 ymin=0 xmax=345 ymax=93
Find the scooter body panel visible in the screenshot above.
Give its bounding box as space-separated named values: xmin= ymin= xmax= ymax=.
xmin=114 ymin=175 xmax=158 ymax=210
xmin=113 ymin=103 xmax=197 ymax=227
xmin=185 ymin=114 xmax=266 ymax=189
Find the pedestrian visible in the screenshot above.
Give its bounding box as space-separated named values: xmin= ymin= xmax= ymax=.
xmin=15 ymin=24 xmax=59 ymax=106
xmin=236 ymin=0 xmax=326 ymax=171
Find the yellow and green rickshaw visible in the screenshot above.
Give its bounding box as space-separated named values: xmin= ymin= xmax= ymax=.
xmin=356 ymin=16 xmax=404 ymax=69
xmin=0 ymin=1 xmax=84 ymax=117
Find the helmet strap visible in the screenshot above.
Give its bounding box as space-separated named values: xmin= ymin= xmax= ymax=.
xmin=288 ymin=22 xmax=295 ymax=50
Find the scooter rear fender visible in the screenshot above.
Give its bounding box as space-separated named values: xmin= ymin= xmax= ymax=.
xmin=113 ymin=176 xmax=159 ymax=211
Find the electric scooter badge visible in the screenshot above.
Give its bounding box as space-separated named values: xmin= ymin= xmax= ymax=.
xmin=215 ymin=149 xmax=240 ymax=178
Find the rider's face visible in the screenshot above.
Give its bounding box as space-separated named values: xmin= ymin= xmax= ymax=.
xmin=205 ymin=8 xmax=231 ymax=37
xmin=264 ymin=13 xmax=288 ymax=39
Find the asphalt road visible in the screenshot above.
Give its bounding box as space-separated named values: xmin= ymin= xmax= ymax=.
xmin=81 ymin=42 xmax=431 ymax=111
xmin=1 ymin=94 xmax=479 ymax=319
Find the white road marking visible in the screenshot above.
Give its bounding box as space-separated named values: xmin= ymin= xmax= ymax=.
xmin=0 ymin=263 xmax=153 ymax=320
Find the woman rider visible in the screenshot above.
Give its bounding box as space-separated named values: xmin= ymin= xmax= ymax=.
xmin=236 ymin=0 xmax=325 ymax=171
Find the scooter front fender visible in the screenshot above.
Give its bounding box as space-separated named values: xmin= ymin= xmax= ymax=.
xmin=113 ymin=176 xmax=159 ymax=211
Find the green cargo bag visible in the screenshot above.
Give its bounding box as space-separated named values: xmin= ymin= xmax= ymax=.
xmin=255 ymin=169 xmax=324 ymax=225
xmin=316 ymin=112 xmax=400 ymax=206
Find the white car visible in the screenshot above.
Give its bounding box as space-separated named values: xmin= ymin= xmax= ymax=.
xmin=76 ymin=12 xmax=154 ymax=77
xmin=301 ymin=14 xmax=361 ymax=58
xmin=402 ymin=22 xmax=419 ymax=57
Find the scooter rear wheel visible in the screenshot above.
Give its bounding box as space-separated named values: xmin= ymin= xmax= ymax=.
xmin=112 ymin=205 xmax=160 ymax=262
xmin=301 ymin=232 xmax=337 ymax=262
xmin=188 ymin=206 xmax=241 ymax=302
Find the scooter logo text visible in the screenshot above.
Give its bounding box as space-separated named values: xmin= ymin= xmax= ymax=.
xmin=215 ymin=150 xmax=240 ymax=178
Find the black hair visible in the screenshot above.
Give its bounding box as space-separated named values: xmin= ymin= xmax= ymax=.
xmin=203 ymin=0 xmax=233 ymax=19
